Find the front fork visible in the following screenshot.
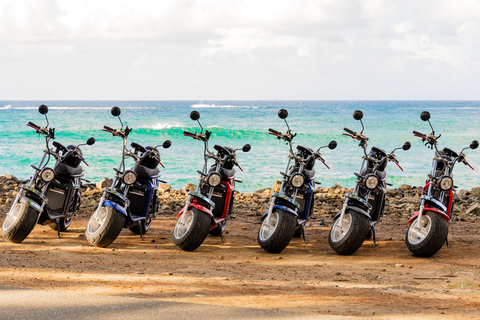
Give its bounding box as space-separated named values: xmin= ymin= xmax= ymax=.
xmin=415 ymin=199 xmax=426 ymax=229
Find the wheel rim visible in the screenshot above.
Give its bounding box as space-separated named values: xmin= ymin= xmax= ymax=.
xmin=3 ymin=203 xmax=24 ymax=230
xmin=87 ymin=206 xmax=108 ymax=234
xmin=144 ymin=214 xmax=153 ymax=230
xmin=64 ymin=214 xmax=73 ymax=228
xmin=330 ymin=213 xmax=352 ymax=242
xmin=174 ymin=210 xmax=194 ymax=239
xmin=259 ymin=211 xmax=279 ymax=241
xmin=407 ymin=215 xmax=432 ymax=245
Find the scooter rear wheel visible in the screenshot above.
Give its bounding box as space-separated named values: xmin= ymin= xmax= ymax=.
xmin=49 ymin=216 xmax=73 ymax=232
xmin=2 ymin=202 xmax=37 ymax=243
xmin=172 ymin=208 xmax=211 ymax=251
xmin=85 ymin=205 xmax=125 ymax=248
xmin=129 ymin=214 xmax=153 ymax=235
xmin=406 ymin=211 xmax=448 ymax=257
xmin=329 ymin=210 xmax=370 ymax=255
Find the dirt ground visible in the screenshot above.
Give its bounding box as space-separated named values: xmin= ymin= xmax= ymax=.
xmin=1 ymin=213 xmax=480 ymax=319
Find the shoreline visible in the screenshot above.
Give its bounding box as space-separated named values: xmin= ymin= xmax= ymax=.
xmin=2 ymin=174 xmax=480 ymax=221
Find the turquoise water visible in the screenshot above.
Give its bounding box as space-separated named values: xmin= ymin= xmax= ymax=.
xmin=1 ymin=101 xmax=479 ymax=192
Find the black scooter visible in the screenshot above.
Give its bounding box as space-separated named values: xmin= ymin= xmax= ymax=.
xmin=328 ymin=110 xmax=410 ymax=255
xmin=2 ymin=105 xmax=95 ymax=242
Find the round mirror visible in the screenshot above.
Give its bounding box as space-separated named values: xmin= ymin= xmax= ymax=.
xmin=420 ymin=111 xmax=430 ymax=121
xmin=353 ymin=110 xmax=363 ymax=121
xmin=86 ymin=137 xmax=96 ymax=145
xmin=402 ymin=141 xmax=411 ymax=151
xmin=470 ymin=140 xmax=479 ymax=150
xmin=162 ymin=140 xmax=172 ymax=149
xmin=242 ymin=144 xmax=251 ymax=152
xmin=328 ymin=140 xmax=337 ymax=150
xmin=38 ymin=105 xmax=48 ymax=114
xmin=111 ymin=106 xmax=121 ymax=117
xmin=278 ymin=109 xmax=288 ymax=119
xmin=190 ymin=111 xmax=200 ymax=121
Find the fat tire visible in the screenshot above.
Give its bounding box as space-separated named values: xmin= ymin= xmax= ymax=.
xmin=85 ymin=206 xmax=125 ymax=248
xmin=258 ymin=209 xmax=297 ymax=253
xmin=329 ymin=210 xmax=370 ymax=255
xmin=406 ymin=211 xmax=448 ymax=257
xmin=2 ymin=202 xmax=38 ymax=243
xmin=172 ymin=208 xmax=211 ymax=251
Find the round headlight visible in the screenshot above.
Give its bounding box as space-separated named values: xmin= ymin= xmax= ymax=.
xmin=40 ymin=167 xmax=55 ymax=182
xmin=290 ymin=173 xmax=305 ymax=188
xmin=439 ymin=176 xmax=453 ymax=190
xmin=123 ymin=170 xmax=137 ymax=185
xmin=207 ymin=172 xmax=222 ymax=187
xmin=365 ymin=175 xmax=379 ymax=190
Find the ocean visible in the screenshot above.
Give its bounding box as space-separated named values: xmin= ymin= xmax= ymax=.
xmin=1 ymin=101 xmax=479 ymax=193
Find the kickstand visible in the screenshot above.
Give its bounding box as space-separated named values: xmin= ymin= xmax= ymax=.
xmin=446 ymin=226 xmax=451 ymax=248
xmin=55 ymin=218 xmax=61 ymax=238
xmin=138 ymin=221 xmax=144 ymax=241
xmin=372 ymin=227 xmax=377 ymax=246
xmin=302 ymin=226 xmax=307 ymax=244
xmin=220 ymin=232 xmax=224 ymax=243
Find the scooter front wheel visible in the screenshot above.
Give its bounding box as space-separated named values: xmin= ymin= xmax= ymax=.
xmin=2 ymin=201 xmax=38 ymax=243
xmin=406 ymin=211 xmax=448 ymax=257
xmin=172 ymin=208 xmax=211 ymax=251
xmin=329 ymin=210 xmax=370 ymax=255
xmin=85 ymin=205 xmax=125 ymax=248
xmin=257 ymin=209 xmax=296 ymax=253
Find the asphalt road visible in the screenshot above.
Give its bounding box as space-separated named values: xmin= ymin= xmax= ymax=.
xmin=0 ymin=286 xmax=351 ymax=320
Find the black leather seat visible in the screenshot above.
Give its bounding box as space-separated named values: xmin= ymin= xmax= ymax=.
xmin=55 ymin=163 xmax=83 ymax=177
xmin=135 ymin=165 xmax=160 ymax=179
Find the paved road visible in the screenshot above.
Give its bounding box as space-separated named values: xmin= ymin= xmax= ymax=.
xmin=0 ymin=286 xmax=352 ymax=320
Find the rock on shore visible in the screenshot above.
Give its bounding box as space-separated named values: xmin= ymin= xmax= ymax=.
xmin=1 ymin=175 xmax=480 ymax=222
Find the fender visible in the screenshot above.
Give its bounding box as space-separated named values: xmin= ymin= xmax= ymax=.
xmin=261 ymin=204 xmax=298 ymax=220
xmin=19 ymin=197 xmax=42 ymax=213
xmin=102 ymin=200 xmax=127 ymax=216
xmin=407 ymin=207 xmax=450 ymax=225
xmin=333 ymin=205 xmax=371 ymax=220
xmin=177 ymin=203 xmax=214 ymax=219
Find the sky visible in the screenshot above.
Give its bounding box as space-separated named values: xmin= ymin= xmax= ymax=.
xmin=0 ymin=0 xmax=479 ymax=100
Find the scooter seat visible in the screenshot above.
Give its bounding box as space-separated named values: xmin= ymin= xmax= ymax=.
xmin=135 ymin=164 xmax=160 ymax=179
xmin=55 ymin=162 xmax=83 ymax=177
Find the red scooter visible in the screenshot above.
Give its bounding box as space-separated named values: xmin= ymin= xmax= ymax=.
xmin=172 ymin=111 xmax=250 ymax=251
xmin=406 ymin=111 xmax=478 ymax=257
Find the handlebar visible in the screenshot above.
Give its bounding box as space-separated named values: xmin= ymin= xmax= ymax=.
xmin=27 ymin=122 xmax=41 ymax=130
xmin=344 ymin=127 xmax=356 ymax=135
xmin=413 ymin=130 xmax=427 ymax=138
xmin=104 ymin=125 xmax=114 ymax=132
xmin=268 ymin=128 xmax=282 ymax=136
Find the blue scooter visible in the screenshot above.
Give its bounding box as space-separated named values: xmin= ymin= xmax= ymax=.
xmin=85 ymin=107 xmax=171 ymax=247
xmin=257 ymin=109 xmax=337 ymax=253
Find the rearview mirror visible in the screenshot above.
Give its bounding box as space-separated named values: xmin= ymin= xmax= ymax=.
xmin=86 ymin=137 xmax=96 ymax=146
xmin=162 ymin=140 xmax=172 ymax=149
xmin=420 ymin=111 xmax=430 ymax=121
xmin=242 ymin=144 xmax=251 ymax=152
xmin=190 ymin=111 xmax=200 ymax=121
xmin=111 ymin=106 xmax=121 ymax=117
xmin=328 ymin=140 xmax=337 ymax=150
xmin=38 ymin=105 xmax=48 ymax=115
xmin=470 ymin=140 xmax=479 ymax=150
xmin=402 ymin=141 xmax=411 ymax=151
xmin=353 ymin=110 xmax=363 ymax=121
xmin=278 ymin=109 xmax=288 ymax=119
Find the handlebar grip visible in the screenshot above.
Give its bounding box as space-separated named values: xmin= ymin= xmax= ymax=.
xmin=183 ymin=130 xmax=195 ymax=136
xmin=28 ymin=122 xmax=40 ymax=130
xmin=343 ymin=127 xmax=356 ymax=135
xmin=103 ymin=126 xmax=114 ymax=131
xmin=268 ymin=128 xmax=281 ymax=135
xmin=413 ymin=130 xmax=426 ymax=137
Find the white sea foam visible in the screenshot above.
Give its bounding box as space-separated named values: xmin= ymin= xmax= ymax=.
xmin=191 ymin=103 xmax=258 ymax=109
xmin=0 ymin=105 xmax=12 ymax=110
xmin=145 ymin=122 xmax=183 ymax=130
xmin=14 ymin=106 xmax=156 ymax=110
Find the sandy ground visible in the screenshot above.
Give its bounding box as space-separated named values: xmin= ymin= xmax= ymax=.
xmin=1 ymin=214 xmax=480 ymax=319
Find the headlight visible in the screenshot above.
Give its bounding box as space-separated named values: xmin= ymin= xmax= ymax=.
xmin=122 ymin=170 xmax=137 ymax=185
xmin=365 ymin=174 xmax=379 ymax=189
xmin=290 ymin=173 xmax=305 ymax=188
xmin=207 ymin=172 xmax=222 ymax=187
xmin=40 ymin=168 xmax=55 ymax=182
xmin=439 ymin=176 xmax=453 ymax=190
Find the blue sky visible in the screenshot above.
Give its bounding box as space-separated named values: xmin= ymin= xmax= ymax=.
xmin=1 ymin=0 xmax=479 ymax=100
